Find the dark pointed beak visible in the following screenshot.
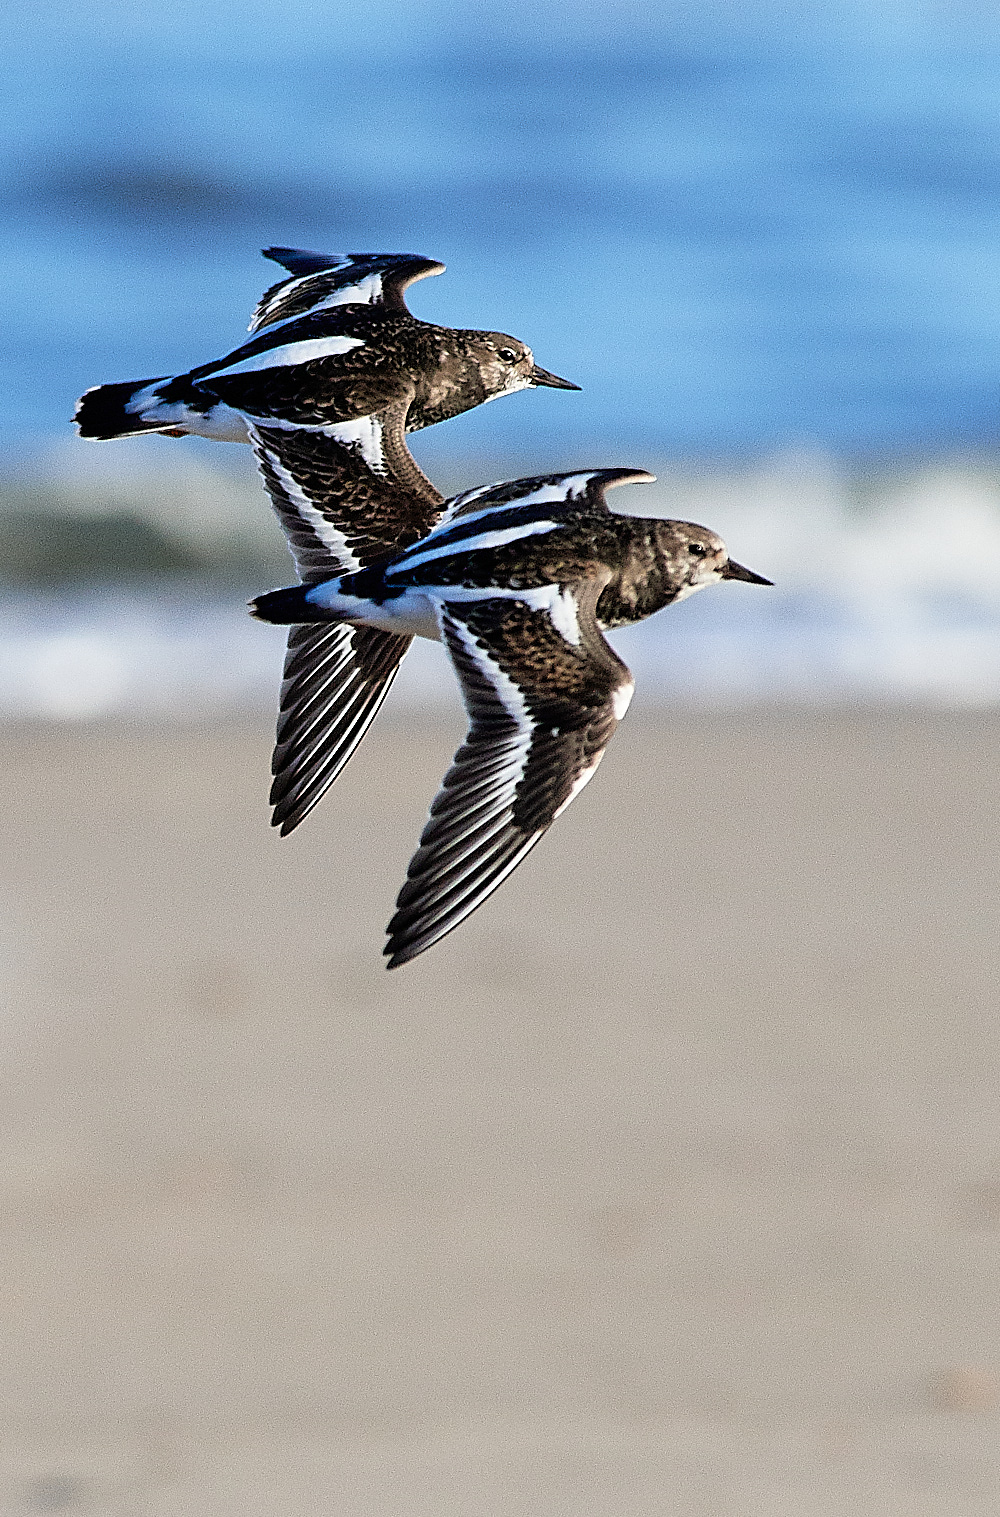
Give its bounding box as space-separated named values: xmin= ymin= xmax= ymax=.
xmin=721 ymin=559 xmax=773 ymax=586
xmin=528 ymin=364 xmax=581 ymax=391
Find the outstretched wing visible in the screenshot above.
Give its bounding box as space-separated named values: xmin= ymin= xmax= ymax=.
xmin=267 ymin=619 xmax=411 ymax=835
xmin=250 ymin=420 xmax=442 ymax=575
xmin=250 ymin=423 xmax=445 ymax=833
xmin=250 ymin=249 xmax=445 ymax=332
xmin=384 ymin=580 xmax=635 ymax=968
xmin=432 ymin=467 xmax=656 ymax=531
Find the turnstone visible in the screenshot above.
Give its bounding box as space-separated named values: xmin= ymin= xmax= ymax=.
xmin=249 ymin=469 xmax=772 ymax=967
xmin=73 ymin=247 xmax=577 ymax=448
xmin=73 ymin=246 xmax=580 ymax=836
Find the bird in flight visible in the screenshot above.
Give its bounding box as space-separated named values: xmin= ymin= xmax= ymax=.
xmin=250 ymin=469 xmax=771 ymax=967
xmin=73 ymin=247 xmax=577 ymax=454
xmin=74 ymin=247 xmax=580 ymax=835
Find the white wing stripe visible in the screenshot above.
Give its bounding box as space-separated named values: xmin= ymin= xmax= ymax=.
xmin=250 ymin=260 xmax=354 ymax=329
xmin=397 ymin=518 xmax=560 ymax=571
xmin=443 ymin=606 xmax=533 ymax=731
xmin=552 ymin=753 xmax=605 ymax=820
xmin=211 ymin=335 xmax=365 ymax=377
xmin=295 ymin=583 xmax=585 ymax=642
xmin=324 ymin=416 xmax=387 ymax=476
xmin=433 ymin=482 xmax=498 ymax=523
xmin=547 ymin=587 xmax=582 ymax=646
xmin=254 ymin=434 xmax=363 ymax=572
xmin=439 ymin=585 xmax=584 ymax=646
xmin=254 ymin=273 xmax=384 ymax=331
xmin=243 ymin=415 xmax=371 ymax=435
xmin=434 ymin=476 xmax=596 ymax=532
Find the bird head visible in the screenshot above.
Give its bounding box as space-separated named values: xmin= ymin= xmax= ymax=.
xmin=656 ymin=521 xmax=773 ymax=603
xmin=471 ymin=333 xmax=580 ymax=400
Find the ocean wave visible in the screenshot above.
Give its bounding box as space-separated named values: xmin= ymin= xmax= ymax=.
xmin=5 ymin=453 xmax=1000 ymax=717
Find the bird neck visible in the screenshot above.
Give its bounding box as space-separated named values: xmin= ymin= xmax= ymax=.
xmin=596 ymin=520 xmax=683 ymax=629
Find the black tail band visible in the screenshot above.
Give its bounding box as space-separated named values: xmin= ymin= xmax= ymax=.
xmin=249 ymin=585 xmax=328 ymax=624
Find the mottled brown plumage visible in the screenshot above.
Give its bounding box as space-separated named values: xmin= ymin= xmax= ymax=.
xmin=74 ymin=248 xmax=576 ymax=443
xmin=249 ymin=469 xmax=771 ymax=965
xmin=75 ymin=247 xmax=579 ymax=836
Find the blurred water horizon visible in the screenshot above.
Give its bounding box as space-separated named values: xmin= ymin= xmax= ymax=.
xmin=7 ymin=445 xmax=1000 ymax=717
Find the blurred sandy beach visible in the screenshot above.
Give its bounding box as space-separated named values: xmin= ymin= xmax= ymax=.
xmin=1 ymin=710 xmax=998 ymax=1515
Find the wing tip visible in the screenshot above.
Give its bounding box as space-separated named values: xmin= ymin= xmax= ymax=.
xmin=383 ymin=921 xmax=440 ymax=969
xmin=598 ymin=468 xmax=657 ymax=489
xmin=382 ymin=898 xmax=452 ymax=970
xmin=411 ymin=258 xmax=446 ymax=282
xmin=261 ymin=245 xmax=346 ymax=272
xmin=261 ymin=246 xmax=444 ymax=275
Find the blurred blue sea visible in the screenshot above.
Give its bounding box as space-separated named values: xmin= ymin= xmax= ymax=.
xmin=8 ymin=0 xmax=1000 ymax=456
xmin=4 ymin=0 xmax=1000 ymax=712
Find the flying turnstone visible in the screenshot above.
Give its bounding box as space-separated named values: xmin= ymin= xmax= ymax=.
xmin=249 ymin=469 xmax=772 ymax=967
xmin=73 ymin=246 xmax=580 ymax=835
xmin=73 ymin=247 xmax=577 ymax=449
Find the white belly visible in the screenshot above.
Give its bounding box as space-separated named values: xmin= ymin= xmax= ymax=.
xmin=181 ymin=404 xmax=251 ymax=442
xmin=126 ymin=385 xmax=250 ymax=442
xmin=304 ymin=584 xmax=443 ymax=641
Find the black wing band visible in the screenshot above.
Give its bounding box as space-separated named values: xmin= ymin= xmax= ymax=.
xmin=251 ymin=249 xmax=445 ymax=330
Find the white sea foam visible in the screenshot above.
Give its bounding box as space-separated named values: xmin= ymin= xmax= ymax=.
xmin=6 ymin=451 xmax=1000 ymax=717
xmin=0 ymin=590 xmax=286 ymax=720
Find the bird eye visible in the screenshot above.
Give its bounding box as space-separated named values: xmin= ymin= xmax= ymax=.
xmin=498 ymin=347 xmax=518 ymax=363
xmin=688 ymin=543 xmax=708 ymax=557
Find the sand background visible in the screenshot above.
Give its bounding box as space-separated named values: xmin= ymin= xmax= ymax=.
xmin=1 ymin=710 xmax=999 ymax=1515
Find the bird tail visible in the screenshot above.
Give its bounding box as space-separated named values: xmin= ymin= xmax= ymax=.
xmin=74 ymin=378 xmax=174 ymax=439
xmin=249 ymin=585 xmax=331 ymax=623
